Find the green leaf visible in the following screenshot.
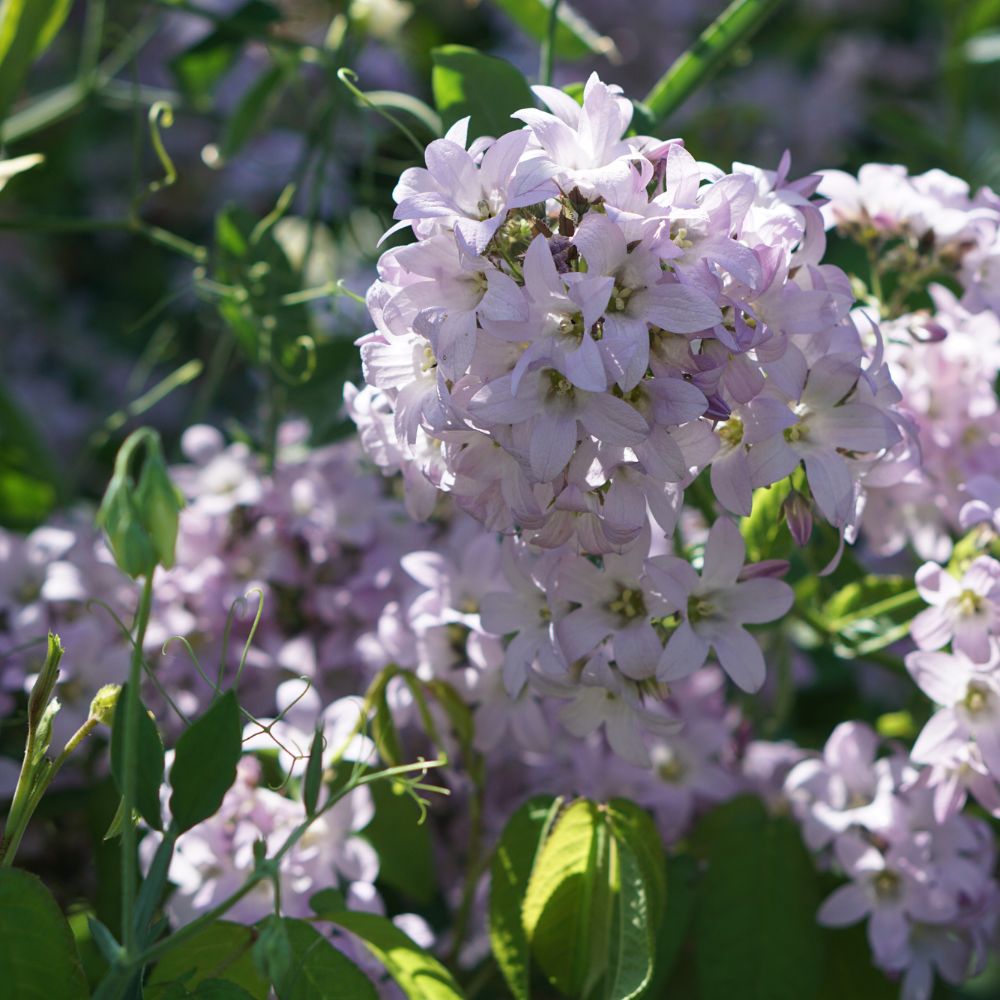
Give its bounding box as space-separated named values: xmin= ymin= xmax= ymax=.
xmin=308 ymin=888 xmax=347 ymax=917
xmin=182 ymin=981 xmax=257 ymax=999
xmin=815 ymin=921 xmax=895 ymax=1000
xmin=489 ymin=0 xmax=616 ymax=61
xmin=821 ymin=576 xmax=918 ymax=632
xmin=522 ymin=799 xmax=614 ymax=997
xmin=741 ymin=478 xmax=793 ymax=564
xmin=252 ymin=916 xmax=293 ymax=993
xmin=0 ymin=0 xmax=73 ymax=126
xmin=133 ymin=829 xmax=178 ymax=945
xmin=328 ymin=911 xmax=464 ymax=1000
xmin=0 ymin=869 xmax=88 ymax=999
xmin=647 ymin=855 xmax=699 ymax=993
xmin=606 ymin=799 xmax=667 ymax=928
xmin=605 ymin=836 xmax=654 ymax=1000
xmin=169 ymin=690 xmax=242 ymax=833
xmin=170 ymin=0 xmax=281 ymax=104
xmin=218 ymin=62 xmax=290 ymax=162
xmin=371 ymin=683 xmax=402 ymax=767
xmin=110 ymin=685 xmax=165 ymax=831
xmin=520 ymin=798 xmax=659 ymax=1000
xmin=489 ymin=796 xmax=563 ymax=1000
xmin=277 ymin=919 xmax=377 ymax=1000
xmin=431 ymin=45 xmax=535 ymax=139
xmin=640 ymin=0 xmax=786 ymax=129
xmin=0 ymin=377 xmax=62 ymax=530
xmin=210 ymin=202 xmax=315 ymax=381
xmin=302 ymin=726 xmax=324 ymax=817
xmin=364 ymin=778 xmax=437 ymax=904
xmin=692 ymin=796 xmax=824 ymax=1000
xmin=147 ymin=922 xmax=268 ymax=999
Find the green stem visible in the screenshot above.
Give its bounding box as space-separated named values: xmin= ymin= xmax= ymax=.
xmin=1 ymin=715 xmax=101 ymax=867
xmin=0 ymin=215 xmax=207 ymax=262
xmin=826 ymin=588 xmax=922 ymax=632
xmin=539 ymin=0 xmax=562 ymax=87
xmin=641 ymin=0 xmax=786 ymax=128
xmin=121 ymin=574 xmax=154 ymax=956
xmin=3 ymin=17 xmax=161 ymax=144
xmin=128 ymin=757 xmax=444 ymax=971
xmin=79 ymin=0 xmax=107 ymax=84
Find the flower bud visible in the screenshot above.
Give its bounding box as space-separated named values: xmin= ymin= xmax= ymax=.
xmin=134 ymin=441 xmax=184 ymax=570
xmin=27 ymin=633 xmax=63 ymax=732
xmin=31 ymin=698 xmax=61 ymax=766
xmin=782 ymin=489 xmax=813 ymax=547
xmin=88 ymin=684 xmax=121 ymax=726
xmin=738 ymin=559 xmax=791 ymax=581
xmin=98 ymin=429 xmax=184 ymax=578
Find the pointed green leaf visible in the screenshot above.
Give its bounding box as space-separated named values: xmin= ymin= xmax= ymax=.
xmin=111 ymin=685 xmax=165 ymax=831
xmin=275 ymin=919 xmax=378 ymax=999
xmin=328 ymin=911 xmax=463 ymax=1000
xmin=606 ymin=836 xmax=654 ymax=1000
xmin=431 ymin=46 xmax=535 ymax=139
xmin=489 ymin=0 xmax=616 ymax=61
xmin=647 ymin=854 xmax=699 ymax=992
xmin=693 ymin=796 xmax=824 ymax=1000
xmin=147 ymin=922 xmax=268 ymax=999
xmin=740 ymin=478 xmax=793 ymax=564
xmin=606 ymin=799 xmax=667 ymax=928
xmin=0 ymin=0 xmax=74 ymax=126
xmin=489 ymin=796 xmax=563 ymax=1000
xmin=0 ymin=868 xmax=88 ymax=999
xmin=302 ymin=726 xmax=325 ymax=817
xmin=169 ymin=691 xmax=242 ymax=832
xmin=363 ymin=778 xmax=437 ymax=904
xmin=521 ymin=799 xmax=609 ymax=997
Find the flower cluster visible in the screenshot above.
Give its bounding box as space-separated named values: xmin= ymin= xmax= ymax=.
xmin=141 ymin=754 xmax=379 ymax=927
xmin=819 ymin=164 xmax=1000 ymax=560
xmin=0 ymin=518 xmax=135 ymax=760
xmin=145 ymin=422 xmax=431 ymax=725
xmin=351 ymin=73 xmax=904 ymax=552
xmin=784 ymin=723 xmax=1000 ymax=999
xmin=904 ymin=553 xmax=1000 ymax=823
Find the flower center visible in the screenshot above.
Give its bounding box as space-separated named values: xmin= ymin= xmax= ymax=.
xmin=687 ymin=595 xmax=714 ymax=623
xmin=656 ymin=753 xmax=686 ymax=783
xmin=608 ymin=284 xmax=634 ymax=314
xmin=957 ymin=588 xmax=983 ymax=616
xmin=608 ymin=586 xmax=647 ymax=622
xmin=546 ymin=370 xmax=576 ymax=398
xmin=871 ymin=870 xmax=901 ymax=901
xmin=556 ymin=311 xmax=585 ymax=342
xmin=964 ymin=680 xmax=990 ymax=715
xmin=718 ymin=417 xmax=744 ymax=447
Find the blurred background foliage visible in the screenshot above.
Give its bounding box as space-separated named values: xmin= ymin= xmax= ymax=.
xmin=1 ymin=0 xmax=999 ymax=528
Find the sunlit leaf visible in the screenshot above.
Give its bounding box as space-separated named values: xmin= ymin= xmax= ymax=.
xmin=431 ymin=45 xmax=535 ymax=139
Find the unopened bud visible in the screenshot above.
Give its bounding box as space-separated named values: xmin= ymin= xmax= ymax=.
xmin=88 ymin=684 xmax=121 ymax=726
xmin=98 ymin=429 xmax=184 ymax=578
xmin=31 ymin=698 xmax=61 ymax=766
xmin=782 ymin=489 xmax=813 ymax=547
xmin=27 ymin=633 xmax=63 ymax=731
xmin=738 ymin=559 xmax=791 ymax=581
xmin=134 ymin=442 xmax=184 ymax=570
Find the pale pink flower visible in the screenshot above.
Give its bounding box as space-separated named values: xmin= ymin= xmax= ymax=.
xmin=647 ymin=517 xmax=793 ymax=691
